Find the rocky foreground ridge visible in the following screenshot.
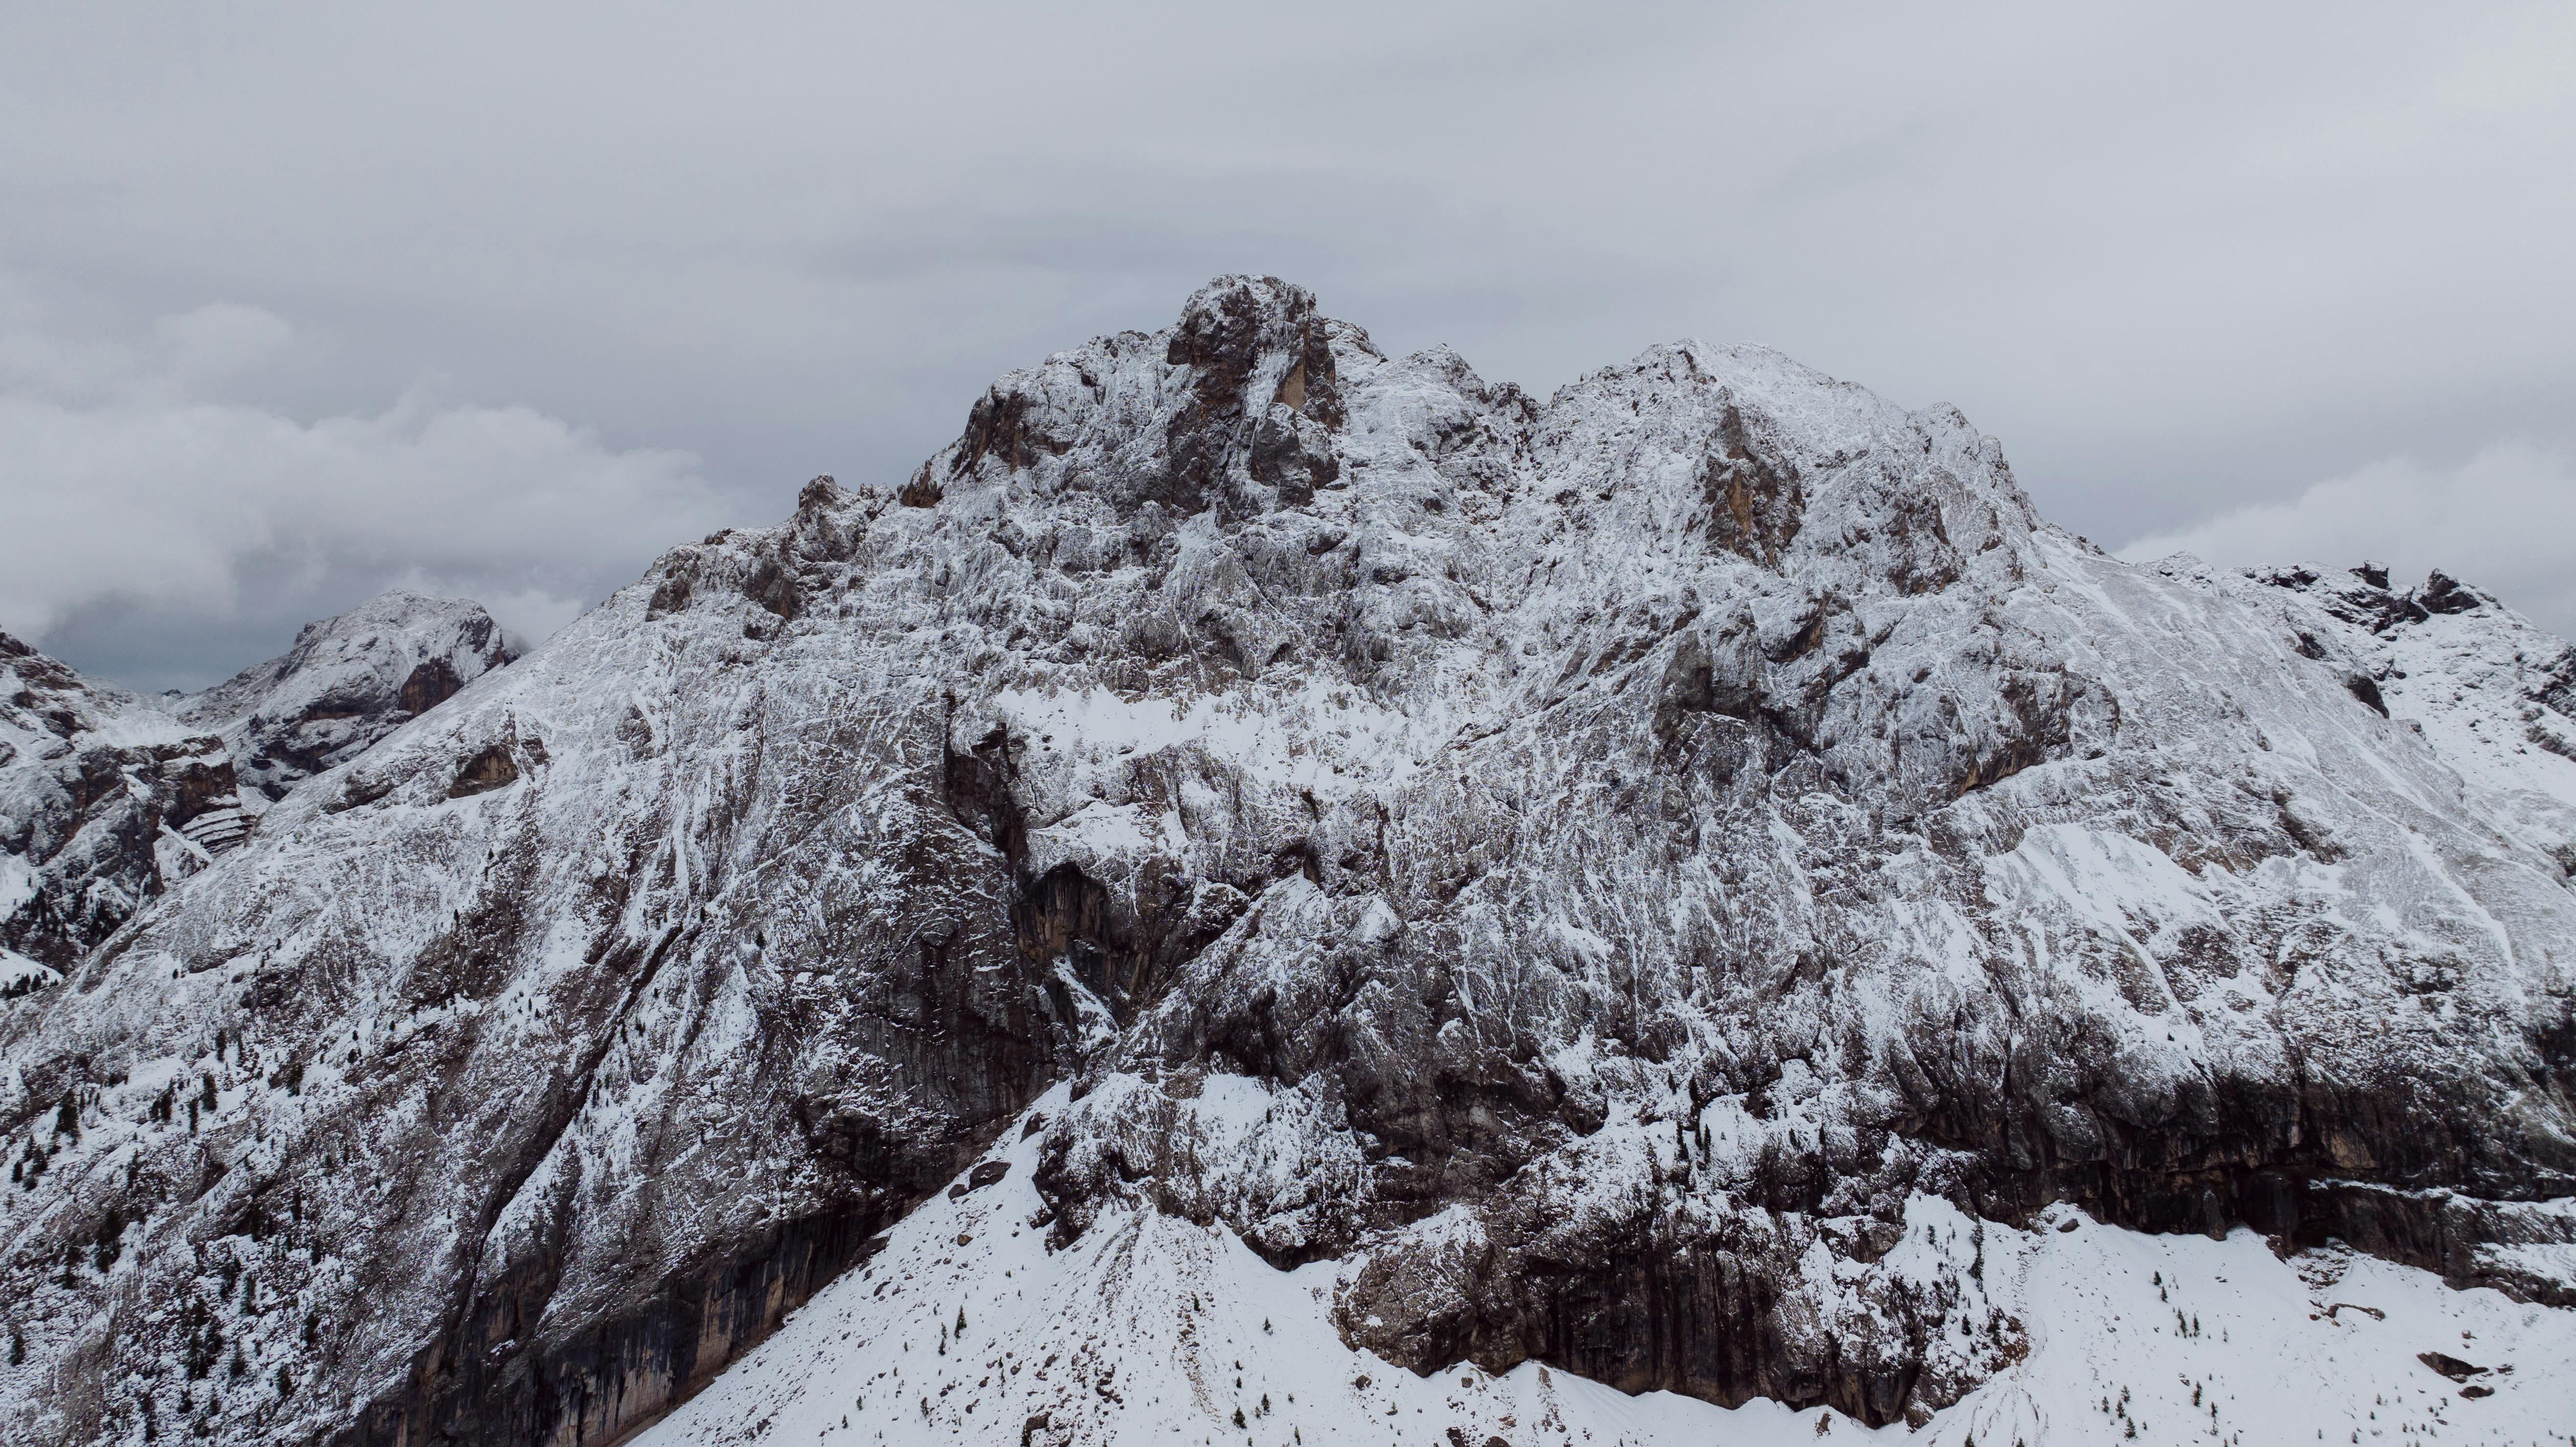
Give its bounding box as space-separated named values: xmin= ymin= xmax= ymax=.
xmin=1 ymin=278 xmax=2571 ymax=1447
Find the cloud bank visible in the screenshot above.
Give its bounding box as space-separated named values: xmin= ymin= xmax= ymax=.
xmin=3 ymin=3 xmax=2572 ymax=679
xmin=2117 ymin=445 xmax=2576 ymax=635
xmin=0 ymin=303 xmax=731 ymax=687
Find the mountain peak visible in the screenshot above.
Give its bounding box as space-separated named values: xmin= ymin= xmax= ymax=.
xmin=175 ymin=589 xmax=518 ymax=800
xmin=0 ymin=634 xmax=238 ymax=967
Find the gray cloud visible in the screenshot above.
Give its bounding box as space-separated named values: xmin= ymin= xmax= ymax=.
xmin=2118 ymin=444 xmax=2576 ymax=630
xmin=0 ymin=299 xmax=728 ymax=688
xmin=1 ymin=0 xmax=2571 ymax=682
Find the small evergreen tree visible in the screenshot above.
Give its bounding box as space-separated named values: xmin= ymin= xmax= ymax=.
xmin=94 ymin=1207 xmax=127 ymax=1272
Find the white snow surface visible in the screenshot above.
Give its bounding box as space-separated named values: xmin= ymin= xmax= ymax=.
xmin=0 ymin=946 xmax=60 ymax=994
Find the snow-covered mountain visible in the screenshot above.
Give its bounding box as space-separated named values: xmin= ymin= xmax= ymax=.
xmin=173 ymin=590 xmax=520 ymax=806
xmin=2 ymin=593 xmax=515 ymax=979
xmin=1 ymin=277 xmax=2570 ymax=1447
xmin=0 ymin=633 xmax=244 ymax=973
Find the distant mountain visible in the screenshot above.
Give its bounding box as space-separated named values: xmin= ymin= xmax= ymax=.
xmin=0 ymin=279 xmax=2570 ymax=1447
xmin=0 ymin=632 xmax=242 ymax=972
xmin=1 ymin=591 xmax=513 ymax=977
xmin=173 ymin=590 xmax=519 ymax=804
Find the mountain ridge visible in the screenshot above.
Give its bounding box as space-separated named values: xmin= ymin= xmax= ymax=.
xmin=1 ymin=629 xmax=242 ymax=972
xmin=2 ymin=589 xmax=519 ymax=975
xmin=174 ymin=590 xmax=521 ymax=806
xmin=0 ymin=276 xmax=2569 ymax=1447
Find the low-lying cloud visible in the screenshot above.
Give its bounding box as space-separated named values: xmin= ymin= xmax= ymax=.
xmin=0 ymin=304 xmax=734 ymax=689
xmin=2117 ymin=444 xmax=2576 ymax=636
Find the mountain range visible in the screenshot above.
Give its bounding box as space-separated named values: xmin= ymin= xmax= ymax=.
xmin=2 ymin=277 xmax=2570 ymax=1446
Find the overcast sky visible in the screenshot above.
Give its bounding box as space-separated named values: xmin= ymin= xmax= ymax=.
xmin=2 ymin=2 xmax=2571 ymax=690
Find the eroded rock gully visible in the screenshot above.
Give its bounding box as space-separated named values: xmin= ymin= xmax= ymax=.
xmin=4 ymin=277 xmax=2575 ymax=1444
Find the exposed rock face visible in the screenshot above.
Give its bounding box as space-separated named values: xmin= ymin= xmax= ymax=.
xmin=0 ymin=633 xmax=245 ymax=971
xmin=1 ymin=277 xmax=2572 ymax=1446
xmin=174 ymin=590 xmax=520 ymax=804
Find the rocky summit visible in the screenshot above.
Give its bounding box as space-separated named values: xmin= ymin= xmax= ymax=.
xmin=1 ymin=278 xmax=2571 ymax=1447
xmin=174 ymin=590 xmax=521 ymax=807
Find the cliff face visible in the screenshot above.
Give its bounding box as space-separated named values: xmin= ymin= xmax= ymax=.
xmin=174 ymin=590 xmax=520 ymax=805
xmin=1 ymin=278 xmax=2572 ymax=1447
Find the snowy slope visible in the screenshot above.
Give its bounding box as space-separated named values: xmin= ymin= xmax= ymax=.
xmin=0 ymin=631 xmax=244 ymax=967
xmin=1 ymin=277 xmax=2572 ymax=1447
xmin=2235 ymin=562 xmax=2576 ymax=858
xmin=174 ymin=589 xmax=519 ymax=805
xmin=0 ymin=590 xmax=509 ymax=972
xmin=641 ymin=1092 xmax=2576 ymax=1447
